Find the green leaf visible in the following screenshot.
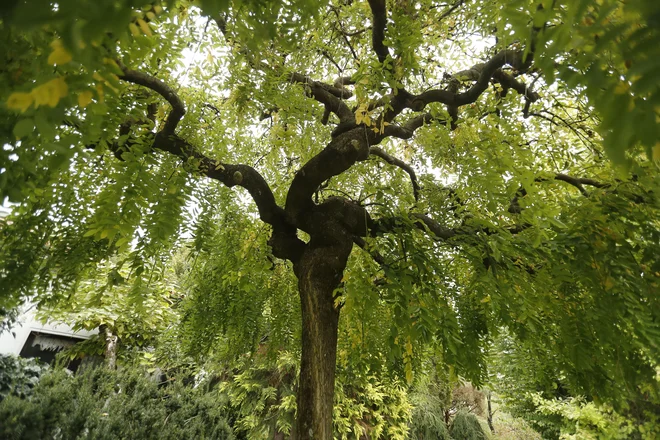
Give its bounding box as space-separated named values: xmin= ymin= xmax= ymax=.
xmin=35 ymin=113 xmax=56 ymax=139
xmin=13 ymin=118 xmax=34 ymax=138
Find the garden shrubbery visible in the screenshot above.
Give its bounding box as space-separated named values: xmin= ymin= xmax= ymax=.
xmin=0 ymin=354 xmax=49 ymax=401
xmin=0 ymin=365 xmax=234 ymax=440
xmin=449 ymin=410 xmax=489 ymax=440
xmin=0 ymin=355 xmax=500 ymax=440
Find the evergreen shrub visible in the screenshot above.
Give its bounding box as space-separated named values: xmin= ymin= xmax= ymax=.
xmin=0 ymin=354 xmax=49 ymax=401
xmin=0 ymin=366 xmax=234 ymax=440
xmin=449 ymin=410 xmax=489 ymax=440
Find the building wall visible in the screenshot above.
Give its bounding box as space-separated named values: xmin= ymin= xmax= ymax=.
xmin=0 ymin=302 xmax=97 ymax=356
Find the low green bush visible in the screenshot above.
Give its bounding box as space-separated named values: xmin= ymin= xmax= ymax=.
xmin=0 ymin=354 xmax=49 ymax=401
xmin=0 ymin=366 xmax=234 ymax=440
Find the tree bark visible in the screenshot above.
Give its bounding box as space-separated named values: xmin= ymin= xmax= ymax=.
xmin=487 ymin=391 xmax=495 ymax=434
xmin=291 ymin=237 xmax=351 ymax=440
xmin=99 ymin=324 xmax=118 ymax=370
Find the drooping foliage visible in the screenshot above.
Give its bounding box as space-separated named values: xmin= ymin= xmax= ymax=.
xmin=178 ymin=188 xmax=301 ymax=361
xmin=490 ymin=332 xmax=660 ymax=439
xmin=449 ymin=410 xmax=489 ymax=440
xmin=408 ymin=374 xmax=452 ymax=440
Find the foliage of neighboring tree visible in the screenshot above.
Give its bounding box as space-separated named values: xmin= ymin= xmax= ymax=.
xmin=490 ymin=333 xmax=660 ymax=439
xmin=36 ymin=253 xmax=185 ymax=367
xmin=528 ymin=394 xmax=647 ymax=440
xmin=0 ymin=354 xmax=49 ymax=401
xmin=0 ymin=366 xmax=235 ymax=440
xmin=1 ymin=0 xmax=659 ymax=438
xmin=0 ymin=305 xmax=19 ymax=335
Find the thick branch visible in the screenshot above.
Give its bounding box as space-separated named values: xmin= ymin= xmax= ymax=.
xmin=552 ymin=173 xmax=609 ymax=196
xmin=119 ymin=64 xmax=185 ymax=134
xmin=212 ymin=18 xmax=352 ymax=126
xmin=381 ymin=113 xmax=440 ymax=139
xmin=370 ymin=214 xmax=457 ymax=241
xmin=510 ymin=173 xmax=613 ymax=212
xmin=369 ymin=147 xmax=420 ymax=201
xmin=116 ymin=66 xmax=303 ymax=259
xmin=410 ymin=213 xmax=458 ymax=240
xmin=367 ymin=0 xmax=390 ymax=63
xmin=289 ymin=72 xmax=354 ymax=123
xmin=285 ymin=128 xmax=373 ymax=220
xmin=375 ymin=48 xmax=535 ymax=130
xmin=352 ymin=236 xmax=386 ymax=266
xmin=372 ymin=213 xmax=530 ymax=243
xmin=492 ymin=70 xmax=540 ymax=102
xmin=412 ymin=49 xmax=529 ymax=111
xmin=150 ymin=133 xmax=283 ymax=226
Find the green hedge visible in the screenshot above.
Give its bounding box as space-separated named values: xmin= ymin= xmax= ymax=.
xmin=0 ymin=354 xmax=49 ymax=401
xmin=0 ymin=366 xmax=234 ymax=440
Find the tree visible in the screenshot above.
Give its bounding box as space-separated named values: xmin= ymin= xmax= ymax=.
xmin=1 ymin=1 xmax=659 ymax=439
xmin=490 ymin=331 xmax=660 ymax=439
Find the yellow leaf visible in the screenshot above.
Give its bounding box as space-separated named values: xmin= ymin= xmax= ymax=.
xmin=405 ymin=337 xmax=413 ymax=357
xmin=128 ymin=22 xmax=140 ymax=36
xmin=652 ymin=143 xmax=660 ymax=162
xmin=137 ymin=18 xmax=152 ymax=36
xmin=47 ymin=40 xmax=72 ymax=65
xmin=95 ymin=84 xmax=105 ymax=103
xmin=78 ymin=90 xmax=93 ymax=108
xmin=146 ymin=11 xmax=156 ymax=20
xmin=379 ymin=119 xmax=390 ymax=134
xmin=405 ymin=361 xmax=413 ymax=384
xmin=613 ymin=81 xmax=629 ymax=94
xmin=103 ymin=58 xmax=122 ymax=74
xmin=355 ymin=103 xmax=371 ymax=126
xmin=31 ymin=77 xmax=68 ymax=108
xmin=6 ymin=92 xmax=34 ymax=113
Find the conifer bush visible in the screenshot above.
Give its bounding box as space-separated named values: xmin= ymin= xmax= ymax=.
xmin=0 ymin=366 xmax=234 ymax=440
xmin=0 ymin=354 xmax=49 ymax=401
xmin=449 ymin=410 xmax=489 ymax=440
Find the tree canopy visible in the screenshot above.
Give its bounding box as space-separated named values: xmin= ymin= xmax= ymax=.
xmin=1 ymin=1 xmax=659 ymax=439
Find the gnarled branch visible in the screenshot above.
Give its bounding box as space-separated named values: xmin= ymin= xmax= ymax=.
xmin=118 ymin=63 xmax=185 ymax=134
xmin=116 ymin=66 xmax=299 ymax=256
xmin=289 ymin=71 xmax=354 ymax=123
xmin=411 ymin=49 xmax=530 ymax=112
xmin=285 ymin=127 xmax=374 ymax=221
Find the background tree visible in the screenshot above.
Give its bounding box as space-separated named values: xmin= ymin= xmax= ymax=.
xmin=1 ymin=1 xmax=659 ymax=439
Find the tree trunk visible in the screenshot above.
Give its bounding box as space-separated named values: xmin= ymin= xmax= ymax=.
xmin=100 ymin=324 xmax=118 ymax=370
xmin=291 ymin=239 xmax=350 ymax=440
xmin=487 ymin=391 xmax=495 ymax=434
